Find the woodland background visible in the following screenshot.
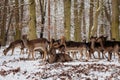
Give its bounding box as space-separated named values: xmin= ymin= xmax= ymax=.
xmin=0 ymin=0 xmax=120 ymax=46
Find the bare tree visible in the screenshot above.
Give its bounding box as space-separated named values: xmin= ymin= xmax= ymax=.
xmin=39 ymin=0 xmax=47 ymax=38
xmin=48 ymin=0 xmax=51 ymax=41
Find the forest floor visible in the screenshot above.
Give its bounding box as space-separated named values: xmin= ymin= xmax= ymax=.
xmin=0 ymin=47 xmax=120 ymax=80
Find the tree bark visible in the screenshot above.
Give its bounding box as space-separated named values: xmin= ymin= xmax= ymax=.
xmin=90 ymin=0 xmax=101 ymax=36
xmin=48 ymin=0 xmax=50 ymax=41
xmin=111 ymin=0 xmax=119 ymax=40
xmin=89 ymin=0 xmax=94 ymax=39
xmin=14 ymin=0 xmax=21 ymax=40
xmin=54 ymin=0 xmax=57 ymax=39
xmin=39 ymin=0 xmax=46 ymax=38
xmin=1 ymin=0 xmax=8 ymax=46
xmin=74 ymin=0 xmax=83 ymax=42
xmin=28 ymin=0 xmax=37 ymax=40
xmin=64 ymin=0 xmax=71 ymax=41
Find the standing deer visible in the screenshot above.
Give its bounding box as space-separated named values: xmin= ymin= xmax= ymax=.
xmin=96 ymin=36 xmax=120 ymax=61
xmin=3 ymin=40 xmax=25 ymax=55
xmin=88 ymin=36 xmax=102 ymax=59
xmin=21 ymin=35 xmax=50 ymax=60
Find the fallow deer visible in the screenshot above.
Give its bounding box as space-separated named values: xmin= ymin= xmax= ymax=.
xmin=47 ymin=44 xmax=72 ymax=63
xmin=88 ymin=36 xmax=102 ymax=59
xmin=65 ymin=41 xmax=89 ymax=60
xmin=3 ymin=40 xmax=25 ymax=55
xmin=96 ymin=36 xmax=120 ymax=61
xmin=51 ymin=37 xmax=89 ymax=61
xmin=21 ymin=35 xmax=50 ymax=60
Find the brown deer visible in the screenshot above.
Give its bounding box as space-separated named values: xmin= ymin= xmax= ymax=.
xmin=3 ymin=40 xmax=25 ymax=55
xmin=51 ymin=37 xmax=89 ymax=61
xmin=87 ymin=36 xmax=103 ymax=59
xmin=96 ymin=36 xmax=120 ymax=61
xmin=21 ymin=35 xmax=49 ymax=60
xmin=47 ymin=43 xmax=72 ymax=63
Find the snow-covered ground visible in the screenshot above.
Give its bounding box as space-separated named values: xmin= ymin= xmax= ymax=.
xmin=0 ymin=47 xmax=120 ymax=80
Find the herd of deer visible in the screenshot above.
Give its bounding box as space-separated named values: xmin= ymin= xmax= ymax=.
xmin=1 ymin=35 xmax=120 ymax=63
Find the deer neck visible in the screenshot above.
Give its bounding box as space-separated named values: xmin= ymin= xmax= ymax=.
xmin=99 ymin=41 xmax=104 ymax=49
xmin=22 ymin=39 xmax=30 ymax=48
xmin=4 ymin=44 xmax=13 ymax=55
xmin=91 ymin=41 xmax=95 ymax=49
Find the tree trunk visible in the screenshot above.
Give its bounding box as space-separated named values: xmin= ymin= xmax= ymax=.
xmin=48 ymin=0 xmax=50 ymax=41
xmin=111 ymin=0 xmax=119 ymax=40
xmin=54 ymin=0 xmax=57 ymax=39
xmin=39 ymin=0 xmax=46 ymax=38
xmin=88 ymin=0 xmax=94 ymax=39
xmin=90 ymin=0 xmax=100 ymax=37
xmin=14 ymin=0 xmax=21 ymax=40
xmin=1 ymin=0 xmax=8 ymax=46
xmin=74 ymin=0 xmax=83 ymax=42
xmin=64 ymin=0 xmax=71 ymax=41
xmin=6 ymin=9 xmax=14 ymax=43
xmin=28 ymin=0 xmax=37 ymax=40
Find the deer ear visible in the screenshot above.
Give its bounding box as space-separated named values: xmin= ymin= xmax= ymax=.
xmin=90 ymin=36 xmax=93 ymax=40
xmin=22 ymin=34 xmax=27 ymax=39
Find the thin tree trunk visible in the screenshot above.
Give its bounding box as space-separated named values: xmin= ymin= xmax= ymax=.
xmin=48 ymin=0 xmax=50 ymax=41
xmin=20 ymin=0 xmax=24 ymax=29
xmin=88 ymin=0 xmax=94 ymax=40
xmin=6 ymin=9 xmax=14 ymax=43
xmin=82 ymin=0 xmax=85 ymax=40
xmin=39 ymin=0 xmax=47 ymax=38
xmin=54 ymin=0 xmax=57 ymax=39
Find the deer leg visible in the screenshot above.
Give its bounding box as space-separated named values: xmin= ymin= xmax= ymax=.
xmin=11 ymin=47 xmax=14 ymax=56
xmin=101 ymin=52 xmax=104 ymax=59
xmin=43 ymin=50 xmax=47 ymax=61
xmin=98 ymin=51 xmax=101 ymax=59
xmin=108 ymin=52 xmax=112 ymax=61
xmin=32 ymin=50 xmax=34 ymax=59
xmin=92 ymin=52 xmax=96 ymax=59
xmin=86 ymin=51 xmax=90 ymax=61
xmin=80 ymin=49 xmax=83 ymax=60
xmin=89 ymin=51 xmax=92 ymax=59
xmin=84 ymin=48 xmax=89 ymax=61
xmin=20 ymin=48 xmax=24 ymax=55
xmin=28 ymin=50 xmax=31 ymax=59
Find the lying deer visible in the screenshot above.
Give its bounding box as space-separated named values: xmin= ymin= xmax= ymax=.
xmin=3 ymin=40 xmax=25 ymax=55
xmin=47 ymin=43 xmax=72 ymax=63
xmin=21 ymin=35 xmax=50 ymax=60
